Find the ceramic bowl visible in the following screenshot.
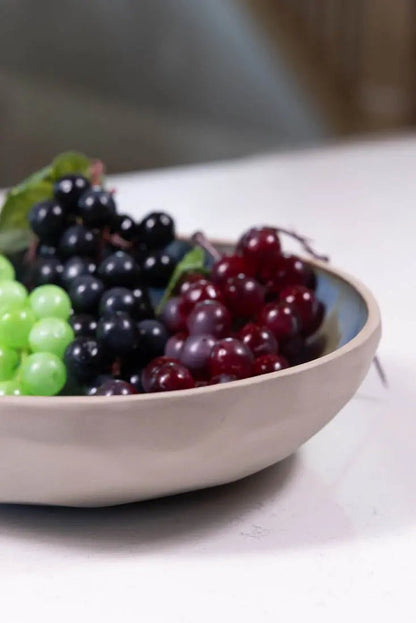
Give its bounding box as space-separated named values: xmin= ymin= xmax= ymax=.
xmin=0 ymin=259 xmax=381 ymax=507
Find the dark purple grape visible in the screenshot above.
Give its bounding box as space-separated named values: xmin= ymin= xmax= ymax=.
xmin=37 ymin=244 xmax=58 ymax=258
xmin=179 ymin=334 xmax=216 ymax=379
xmin=69 ymin=314 xmax=97 ymax=338
xmin=32 ymin=258 xmax=63 ymax=286
xmin=97 ymin=312 xmax=140 ymax=356
xmin=54 ymin=174 xmax=91 ymax=210
xmin=99 ymin=286 xmax=153 ymax=320
xmin=69 ymin=275 xmax=105 ymax=314
xmin=141 ymin=251 xmax=176 ymax=288
xmin=95 ymin=379 xmax=138 ymax=396
xmin=28 ymin=200 xmax=66 ymax=243
xmin=98 ymin=251 xmax=141 ymax=288
xmin=59 ymin=224 xmax=99 ymax=259
xmin=77 ymin=188 xmax=116 ymax=228
xmin=165 ymin=332 xmax=187 ymax=359
xmin=61 ymin=256 xmax=96 ymax=289
xmin=84 ymin=374 xmax=113 ymax=396
xmin=137 ymin=319 xmax=169 ymax=360
xmin=138 ymin=212 xmax=175 ymax=249
xmin=64 ymin=337 xmax=110 ymax=382
xmin=111 ymin=214 xmax=140 ymax=242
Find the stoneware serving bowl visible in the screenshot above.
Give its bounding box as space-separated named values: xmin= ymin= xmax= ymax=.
xmin=0 ymin=259 xmax=381 ymax=507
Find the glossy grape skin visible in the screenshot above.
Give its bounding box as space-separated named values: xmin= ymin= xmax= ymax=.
xmin=95 ymin=379 xmax=138 ymax=396
xmin=0 ymin=281 xmax=28 ymax=313
xmin=20 ymin=352 xmax=67 ymax=396
xmin=64 ymin=337 xmax=109 ymax=382
xmin=37 ymin=244 xmax=58 ymax=259
xmin=32 ymin=258 xmax=64 ymax=287
xmin=99 ymin=286 xmax=152 ymax=320
xmin=97 ymin=312 xmax=140 ymax=357
xmin=238 ymin=323 xmax=278 ymax=358
xmin=237 ymin=227 xmax=281 ymax=272
xmin=259 ymin=253 xmax=315 ymax=292
xmin=61 ymin=256 xmax=96 ymax=289
xmin=120 ymin=366 xmax=144 ymax=392
xmin=210 ymin=373 xmax=238 ymax=384
xmin=29 ymin=317 xmax=74 ymax=359
xmin=84 ymin=374 xmax=113 ymax=396
xmin=148 ymin=361 xmax=194 ymax=393
xmin=59 ymin=224 xmax=99 ymax=259
xmin=210 ymin=255 xmax=253 ymax=287
xmin=0 ymin=379 xmax=23 ymax=396
xmin=98 ymin=251 xmax=141 ymax=288
xmin=0 ymin=255 xmax=15 ymax=281
xmin=160 ymin=297 xmax=187 ymax=333
xmin=111 ymin=214 xmax=140 ymax=242
xmin=0 ymin=308 xmax=36 ymax=349
xmin=187 ymin=300 xmax=231 ymax=338
xmin=165 ymin=332 xmax=187 ymax=359
xmin=69 ymin=314 xmax=97 ymax=338
xmin=69 ymin=276 xmax=105 ymax=314
xmin=29 ymin=285 xmax=72 ymax=320
xmin=77 ymin=188 xmax=116 ymax=228
xmin=209 ymin=338 xmax=254 ymax=380
xmin=141 ymin=356 xmax=179 ymax=392
xmin=28 ymin=200 xmax=66 ymax=243
xmin=222 ymin=275 xmax=264 ymax=318
xmin=181 ymin=279 xmax=223 ymax=313
xmin=137 ymin=319 xmax=169 ymax=360
xmin=0 ymin=346 xmax=20 ymax=381
xmin=139 ymin=212 xmax=175 ymax=249
xmin=253 ymin=354 xmax=289 ymax=375
xmin=180 ymin=334 xmax=216 ymax=379
xmin=54 ymin=174 xmax=91 ymax=210
xmin=258 ymin=302 xmax=301 ymax=342
xmin=142 ymin=251 xmax=176 ymax=288
xmin=177 ymin=272 xmax=207 ymax=295
xmin=280 ymin=285 xmax=322 ymax=336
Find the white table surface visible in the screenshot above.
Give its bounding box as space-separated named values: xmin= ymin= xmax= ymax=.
xmin=1 ymin=138 xmax=415 ymax=622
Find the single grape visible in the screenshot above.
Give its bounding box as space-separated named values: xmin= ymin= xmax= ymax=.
xmin=20 ymin=352 xmax=66 ymax=396
xmin=259 ymin=253 xmax=314 ymax=291
xmin=95 ymin=379 xmax=138 ymax=396
xmin=59 ymin=224 xmax=99 ymax=259
xmin=29 ymin=317 xmax=74 ymax=359
xmin=69 ymin=275 xmax=105 ymax=314
xmin=180 ymin=334 xmax=216 ymax=379
xmin=160 ymin=296 xmax=187 ymax=333
xmin=69 ymin=314 xmax=97 ymax=338
xmin=64 ymin=337 xmax=109 ymax=382
xmin=187 ymin=300 xmax=231 ymax=338
xmin=29 ymin=285 xmax=71 ymax=320
xmin=99 ymin=286 xmax=153 ymax=320
xmin=177 ymin=272 xmax=207 ymax=295
xmin=0 ymin=379 xmax=23 ymax=396
xmin=141 ymin=356 xmax=179 ymax=392
xmin=61 ymin=256 xmax=96 ymax=289
xmin=280 ymin=285 xmax=323 ymax=336
xmin=54 ymin=174 xmax=91 ymax=210
xmin=258 ymin=302 xmax=301 ymax=342
xmin=236 ymin=226 xmax=281 ymax=273
xmin=222 ymin=275 xmax=264 ymax=318
xmin=253 ymin=354 xmax=289 ymax=375
xmin=209 ymin=338 xmax=253 ymax=380
xmin=137 ymin=319 xmax=169 ymax=360
xmin=142 ymin=251 xmax=176 ymax=288
xmin=0 ymin=255 xmax=15 ymax=281
xmin=31 ymin=258 xmax=64 ymax=287
xmin=139 ymin=212 xmax=175 ymax=249
xmin=28 ymin=200 xmax=66 ymax=243
xmin=0 ymin=346 xmax=20 ymax=381
xmin=165 ymin=332 xmax=187 ymax=359
xmin=0 ymin=308 xmax=36 ymax=349
xmin=181 ymin=279 xmax=223 ymax=313
xmin=98 ymin=251 xmax=141 ymax=288
xmin=0 ymin=281 xmax=28 ymax=314
xmin=238 ymin=323 xmax=278 ymax=358
xmin=148 ymin=361 xmax=194 ymax=393
xmin=77 ymin=188 xmax=117 ymax=228
xmin=120 ymin=366 xmax=144 ymax=392
xmin=210 ymin=254 xmax=253 ymax=287
xmin=111 ymin=214 xmax=140 ymax=242
xmin=97 ymin=312 xmax=140 ymax=356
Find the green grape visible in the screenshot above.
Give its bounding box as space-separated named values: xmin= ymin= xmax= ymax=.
xmin=0 ymin=379 xmax=23 ymax=396
xmin=0 ymin=345 xmax=20 ymax=381
xmin=0 ymin=281 xmax=28 ymax=314
xmin=29 ymin=318 xmax=74 ymax=359
xmin=29 ymin=285 xmax=72 ymax=320
xmin=0 ymin=255 xmax=15 ymax=282
xmin=0 ymin=308 xmax=36 ymax=349
xmin=20 ymin=352 xmax=66 ymax=396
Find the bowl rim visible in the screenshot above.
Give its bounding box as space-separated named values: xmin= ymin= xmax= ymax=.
xmin=0 ymin=257 xmax=381 ymax=407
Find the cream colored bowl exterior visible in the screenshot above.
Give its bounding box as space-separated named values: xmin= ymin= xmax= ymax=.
xmin=0 ymin=261 xmax=381 ymax=507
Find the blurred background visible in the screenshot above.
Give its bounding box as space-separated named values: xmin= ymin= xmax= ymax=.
xmin=0 ymin=0 xmax=414 ymax=185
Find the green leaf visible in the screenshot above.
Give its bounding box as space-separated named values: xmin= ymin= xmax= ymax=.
xmin=0 ymin=181 xmax=53 ymax=231
xmin=50 ymin=151 xmax=90 ymax=181
xmin=7 ymin=165 xmax=53 ymax=197
xmin=0 ymin=229 xmax=34 ymax=254
xmin=156 ymin=246 xmax=208 ymax=314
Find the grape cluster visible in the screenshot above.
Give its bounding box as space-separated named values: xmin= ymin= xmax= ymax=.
xmin=1 ymin=168 xmax=326 ymax=397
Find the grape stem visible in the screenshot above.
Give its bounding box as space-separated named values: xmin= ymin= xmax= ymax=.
xmin=274 ymin=227 xmax=330 ymax=262
xmin=90 ymin=160 xmax=105 ymax=186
